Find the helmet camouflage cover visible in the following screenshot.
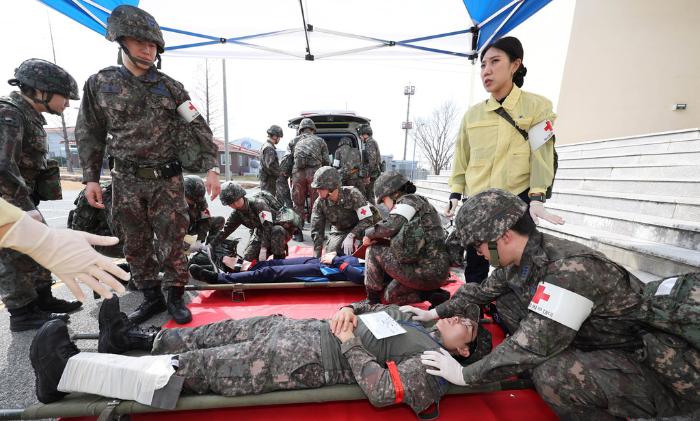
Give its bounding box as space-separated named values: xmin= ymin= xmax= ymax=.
xmin=455 ymin=188 xmax=528 ymax=247
xmin=373 ymin=172 xmax=409 ymax=201
xmin=311 ymin=166 xmax=341 ymax=190
xmin=338 ymin=136 xmax=352 ymax=147
xmin=358 ymin=124 xmax=373 ymax=136
xmin=299 ymin=118 xmax=316 ymax=131
xmin=8 ymin=58 xmax=79 ymax=100
xmin=267 ymin=124 xmax=283 ymax=138
xmin=183 ymin=175 xmax=206 ymax=201
xmin=219 ymin=182 xmax=246 ymax=206
xmin=106 ymin=5 xmax=165 ymax=53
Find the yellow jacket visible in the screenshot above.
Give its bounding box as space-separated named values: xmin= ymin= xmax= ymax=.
xmin=0 ymin=197 xmax=24 ymax=232
xmin=448 ymin=85 xmax=556 ymax=197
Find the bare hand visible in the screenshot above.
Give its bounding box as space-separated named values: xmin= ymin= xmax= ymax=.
xmin=85 ymin=182 xmax=105 ymax=209
xmin=362 ymin=236 xmax=375 ymax=247
xmin=444 ymin=198 xmax=459 ymax=217
xmin=206 ymin=171 xmax=221 ymax=201
xmin=529 ymin=201 xmax=565 ymax=225
xmin=320 ymin=252 xmax=337 ymax=264
xmin=330 ymin=306 xmax=357 ymax=335
xmin=335 ymin=328 xmax=355 ymax=343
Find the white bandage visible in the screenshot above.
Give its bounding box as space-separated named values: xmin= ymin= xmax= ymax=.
xmin=356 ymin=204 xmax=372 ymax=220
xmin=333 ymin=159 xmax=340 ymax=168
xmin=58 ymin=353 xmax=175 ymax=407
xmin=259 ymin=210 xmax=273 ymax=224
xmin=177 ymin=100 xmax=200 ymax=123
xmin=655 ymin=277 xmax=678 ymax=296
xmin=390 ymin=203 xmax=417 ymax=221
xmin=527 ymin=282 xmax=594 ymax=331
xmin=528 ymin=119 xmax=555 ymax=151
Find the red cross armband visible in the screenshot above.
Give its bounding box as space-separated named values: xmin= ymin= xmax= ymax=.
xmin=386 ymin=360 xmax=404 ymax=404
xmin=356 ymin=204 xmax=372 ymax=220
xmin=177 ymin=100 xmax=201 ymax=123
xmin=528 ymin=282 xmax=594 ymax=331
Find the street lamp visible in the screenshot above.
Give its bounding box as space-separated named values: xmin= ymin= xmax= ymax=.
xmin=402 ymin=84 xmax=415 ymax=160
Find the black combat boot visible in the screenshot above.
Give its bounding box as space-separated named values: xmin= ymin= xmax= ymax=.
xmin=127 ymin=286 xmax=166 ymax=325
xmin=188 ymin=264 xmax=219 ymax=283
xmin=30 ymin=319 xmax=80 ymax=403
xmin=9 ymin=302 xmax=69 ymax=332
xmin=98 ymin=296 xmax=158 ymax=354
xmin=419 ymin=289 xmax=451 ymax=310
xmin=36 ymin=286 xmax=82 ymax=314
xmin=292 ymin=229 xmax=304 ymax=242
xmin=166 ymin=286 xmax=192 ymax=324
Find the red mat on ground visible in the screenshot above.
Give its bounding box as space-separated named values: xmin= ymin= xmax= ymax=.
xmin=73 ymin=246 xmax=558 ymax=421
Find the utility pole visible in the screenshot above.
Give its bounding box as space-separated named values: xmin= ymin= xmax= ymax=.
xmin=221 ymin=59 xmax=231 ymax=181
xmin=402 ymin=84 xmax=415 ymax=160
xmin=48 ymin=14 xmax=73 ymax=173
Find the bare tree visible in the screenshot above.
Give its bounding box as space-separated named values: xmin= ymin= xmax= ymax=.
xmin=191 ymin=59 xmax=224 ymax=138
xmin=412 ymin=101 xmax=459 ymax=175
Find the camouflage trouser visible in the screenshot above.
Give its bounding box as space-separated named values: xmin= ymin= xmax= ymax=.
xmin=365 ymin=243 xmax=449 ymax=305
xmin=243 ymin=225 xmax=290 ymax=261
xmin=112 ymin=172 xmax=189 ymax=290
xmin=152 ymin=315 xmax=336 ymax=396
xmin=259 ymin=177 xmax=276 ymax=196
xmin=276 ymin=176 xmax=293 ymax=208
xmin=292 ymin=167 xmax=320 ymax=224
xmin=363 ymin=177 xmax=377 ymax=204
xmin=190 ymin=216 xmax=225 ymax=243
xmin=324 ymin=229 xmax=351 ymax=256
xmin=0 ymin=200 xmax=52 ymax=309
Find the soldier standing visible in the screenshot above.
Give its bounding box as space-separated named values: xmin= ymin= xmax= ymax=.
xmin=309 ymin=167 xmax=379 ymax=258
xmin=259 ymin=124 xmax=282 ymax=195
xmin=332 ymin=136 xmax=363 ymax=192
xmin=0 ymin=59 xmax=83 ymax=332
xmin=413 ymin=189 xmax=700 ymax=420
xmin=358 ymin=124 xmax=381 ymax=204
xmin=362 ymin=172 xmax=450 ymax=308
xmin=77 ymin=5 xmax=220 ymax=325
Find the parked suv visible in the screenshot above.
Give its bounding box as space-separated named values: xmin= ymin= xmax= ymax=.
xmin=288 ymin=111 xmax=370 ymax=160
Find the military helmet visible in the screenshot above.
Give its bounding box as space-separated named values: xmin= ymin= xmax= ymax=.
xmin=358 ymin=124 xmax=373 ymax=136
xmin=106 ymin=5 xmax=165 ymax=53
xmin=311 ymin=166 xmax=341 ymax=190
xmin=267 ymin=124 xmax=283 ymax=138
xmin=299 ymin=118 xmax=316 ymax=131
xmin=373 ymin=172 xmax=409 ymax=201
xmin=455 ymin=188 xmax=528 ymax=247
xmin=338 ymin=137 xmax=352 ymax=148
xmin=183 ymin=175 xmax=206 ymax=201
xmin=220 ymin=182 xmax=247 ymax=206
xmin=8 ymin=59 xmax=79 ymax=100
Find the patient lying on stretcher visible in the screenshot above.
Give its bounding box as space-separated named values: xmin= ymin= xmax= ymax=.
xmin=188 ymin=252 xmax=365 ymax=285
xmin=31 ymin=296 xmax=491 ymax=418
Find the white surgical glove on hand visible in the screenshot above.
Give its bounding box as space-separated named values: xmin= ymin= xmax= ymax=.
xmin=342 ymin=233 xmax=356 ymax=255
xmin=188 ymin=240 xmax=204 ymax=253
xmin=399 ymin=305 xmax=438 ymax=322
xmin=421 ymin=348 xmax=467 ymax=386
xmin=0 ymin=213 xmax=128 ymax=301
xmin=529 ymin=201 xmax=565 ymax=225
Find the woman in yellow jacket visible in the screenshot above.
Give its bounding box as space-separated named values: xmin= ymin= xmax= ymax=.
xmin=446 ymin=36 xmax=564 ymax=283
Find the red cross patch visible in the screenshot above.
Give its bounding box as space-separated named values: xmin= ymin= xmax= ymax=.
xmin=531 ymin=284 xmax=550 ymax=304
xmin=544 ymin=120 xmax=553 ymax=132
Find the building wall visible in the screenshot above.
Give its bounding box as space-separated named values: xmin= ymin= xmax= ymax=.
xmin=556 ymin=0 xmax=699 ymax=144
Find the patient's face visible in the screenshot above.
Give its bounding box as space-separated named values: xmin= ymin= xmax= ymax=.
xmin=437 ymin=316 xmax=475 ymax=353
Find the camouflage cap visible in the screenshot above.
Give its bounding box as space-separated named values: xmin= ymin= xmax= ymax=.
xmin=455 ymin=188 xmax=528 ymax=247
xmin=8 ymin=58 xmax=79 ymax=100
xmin=311 ymin=166 xmax=341 ymax=190
xmin=183 ymin=175 xmax=206 ymax=201
xmin=267 ymin=124 xmax=283 ymax=138
xmin=220 ymin=182 xmax=246 ymax=206
xmin=373 ymin=172 xmax=409 ymax=201
xmin=106 ymin=5 xmax=165 ymax=53
xmin=338 ymin=136 xmax=352 ymax=147
xmin=358 ymin=124 xmax=373 ymax=136
xmin=299 ymin=118 xmax=316 ymax=131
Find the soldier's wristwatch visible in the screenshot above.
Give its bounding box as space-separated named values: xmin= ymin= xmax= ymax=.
xmin=208 ymin=166 xmax=221 ymax=175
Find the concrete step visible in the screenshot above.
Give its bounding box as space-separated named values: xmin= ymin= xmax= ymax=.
xmin=557 ymin=150 xmax=700 ymax=167
xmin=552 ymin=176 xmax=700 ymax=197
xmin=414 ymin=180 xmax=452 ymax=194
xmin=556 ymin=164 xmax=700 ymax=181
xmin=549 ymin=189 xmax=700 ymax=221
xmin=555 ymin=128 xmax=700 ymax=153
xmin=538 ymin=222 xmax=700 ymax=278
xmin=623 ymin=266 xmax=661 ymax=284
xmin=557 ymin=137 xmax=700 ymax=160
xmin=545 ymin=202 xmax=700 ymax=251
xmin=427 ymin=174 xmax=451 ymax=183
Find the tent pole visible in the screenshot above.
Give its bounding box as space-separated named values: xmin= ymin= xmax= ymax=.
xmin=222 ymin=58 xmax=231 ymax=181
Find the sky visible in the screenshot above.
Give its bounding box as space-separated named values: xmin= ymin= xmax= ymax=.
xmin=0 ymin=0 xmax=575 ymax=160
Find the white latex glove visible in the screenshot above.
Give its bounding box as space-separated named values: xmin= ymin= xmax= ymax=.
xmin=421 ymin=348 xmax=467 ymax=386
xmin=529 ymin=201 xmax=565 ymax=225
xmin=444 ymin=198 xmax=459 ymax=217
xmin=342 ymin=233 xmax=355 ymax=255
xmin=399 ymin=305 xmax=438 ymax=322
xmin=188 ymin=240 xmax=204 ymax=253
xmin=26 ymin=210 xmax=43 ymax=221
xmin=0 ymin=214 xmax=128 ymax=301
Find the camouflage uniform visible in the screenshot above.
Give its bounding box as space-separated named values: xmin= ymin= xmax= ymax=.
xmin=152 ymin=304 xmax=461 ymax=415
xmin=289 ymin=127 xmax=330 ymax=223
xmin=310 ymin=186 xmax=379 ymax=258
xmin=361 ymin=134 xmax=382 ymax=204
xmin=259 ymin=138 xmax=280 ymax=195
xmin=438 ymin=189 xmax=700 ymax=420
xmin=184 ymin=176 xmax=223 ymax=243
xmin=333 ymin=137 xmax=363 ymax=191
xmin=276 ymin=153 xmax=293 ymax=208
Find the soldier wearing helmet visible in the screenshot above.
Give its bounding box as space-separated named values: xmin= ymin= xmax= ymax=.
xmin=361 ymin=172 xmax=450 ymax=308
xmin=0 ymin=59 xmax=83 ymax=332
xmin=286 ymin=118 xmax=330 ymax=241
xmin=208 ymin=182 xmax=290 ymax=262
xmin=332 ymin=136 xmax=363 ymax=193
xmin=357 ymin=124 xmax=382 ymax=204
xmin=406 ymin=189 xmax=700 ymax=420
xmin=183 ymin=175 xmax=224 ymax=246
xmin=259 ymin=124 xmax=283 ymax=195
xmin=76 ymin=5 xmax=220 ymax=325
xmin=309 ymin=167 xmax=379 ymax=258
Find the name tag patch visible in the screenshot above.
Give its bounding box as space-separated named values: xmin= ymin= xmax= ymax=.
xmin=528 ymin=119 xmax=554 ymax=152
xmin=527 ymin=282 xmax=593 ymax=331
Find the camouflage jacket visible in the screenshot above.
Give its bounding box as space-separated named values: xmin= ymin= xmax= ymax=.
xmin=365 ymin=194 xmax=445 ymax=249
xmin=334 ymin=143 xmax=361 ymax=181
xmin=211 ymin=197 xmax=272 ymax=247
xmin=437 ymin=231 xmax=644 ymax=385
xmin=0 ymin=91 xmax=47 ymax=210
xmin=310 ymin=186 xmax=379 ymax=255
xmin=362 ymin=137 xmax=381 ymax=179
xmin=76 ymin=66 xmax=217 ymax=182
xmin=259 ymin=139 xmax=280 ymax=182
xmin=291 ymin=133 xmax=329 ymax=171
xmin=187 ymin=201 xmax=213 ymax=242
